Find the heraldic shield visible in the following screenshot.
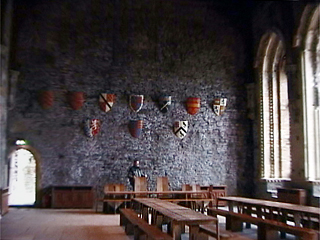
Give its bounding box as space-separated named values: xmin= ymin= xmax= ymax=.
xmin=129 ymin=120 xmax=143 ymax=138
xmin=38 ymin=90 xmax=54 ymax=109
xmin=84 ymin=119 xmax=101 ymax=137
xmin=186 ymin=97 xmax=200 ymax=115
xmin=158 ymin=95 xmax=172 ymax=113
xmin=68 ymin=91 xmax=85 ymax=110
xmin=129 ymin=95 xmax=144 ymax=112
xmin=99 ymin=93 xmax=115 ymax=112
xmin=213 ymin=98 xmax=227 ymax=116
xmin=174 ymin=121 xmax=188 ymax=139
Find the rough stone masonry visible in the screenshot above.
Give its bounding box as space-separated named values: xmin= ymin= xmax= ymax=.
xmin=8 ymin=0 xmax=253 ymax=196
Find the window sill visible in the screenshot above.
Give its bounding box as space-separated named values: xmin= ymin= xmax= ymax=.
xmin=261 ymin=178 xmax=291 ymax=183
xmin=308 ymin=180 xmax=320 ymax=185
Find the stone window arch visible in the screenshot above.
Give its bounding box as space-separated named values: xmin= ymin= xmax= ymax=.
xmin=255 ymin=31 xmax=291 ymax=180
xmin=295 ymin=4 xmax=320 ymax=181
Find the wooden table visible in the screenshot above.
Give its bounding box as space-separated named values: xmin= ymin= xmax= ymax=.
xmin=218 ymin=196 xmax=320 ymax=230
xmin=103 ymin=190 xmax=214 ymax=213
xmin=133 ymin=198 xmax=218 ymax=240
xmin=104 ymin=190 xmax=211 ymax=198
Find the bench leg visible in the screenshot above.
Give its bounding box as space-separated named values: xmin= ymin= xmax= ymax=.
xmin=258 ymin=222 xmax=278 ymax=240
xmin=120 ymin=213 xmax=127 ymax=226
xmin=198 ymin=232 xmax=209 ymax=240
xmin=133 ymin=225 xmax=142 ymax=240
xmin=125 ymin=222 xmax=135 ymax=235
xmin=226 ymin=216 xmax=243 ymax=232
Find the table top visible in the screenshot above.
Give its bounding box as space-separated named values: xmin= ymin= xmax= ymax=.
xmin=218 ymin=196 xmax=320 ymax=216
xmin=133 ymin=198 xmax=217 ymax=224
xmin=104 ymin=190 xmax=210 ymax=196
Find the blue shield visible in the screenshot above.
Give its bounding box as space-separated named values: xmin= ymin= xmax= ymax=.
xmin=129 ymin=95 xmax=144 ymax=112
xmin=129 ymin=120 xmax=143 ymax=138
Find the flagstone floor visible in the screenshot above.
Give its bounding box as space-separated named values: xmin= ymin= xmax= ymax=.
xmin=1 ymin=207 xmax=297 ymax=240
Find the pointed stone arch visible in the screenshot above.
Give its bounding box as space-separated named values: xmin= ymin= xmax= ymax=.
xmin=255 ymin=30 xmax=291 ymax=180
xmin=296 ymin=4 xmax=320 ymax=181
xmin=293 ymin=4 xmax=320 ymax=48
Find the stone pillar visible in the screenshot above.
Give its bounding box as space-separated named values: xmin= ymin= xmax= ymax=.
xmin=0 ymin=0 xmax=13 ymax=216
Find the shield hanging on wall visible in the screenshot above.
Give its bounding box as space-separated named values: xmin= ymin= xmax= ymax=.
xmin=186 ymin=97 xmax=200 ymax=115
xmin=84 ymin=119 xmax=101 ymax=137
xmin=68 ymin=91 xmax=85 ymax=110
xmin=129 ymin=120 xmax=143 ymax=138
xmin=174 ymin=121 xmax=188 ymax=139
xmin=99 ymin=93 xmax=116 ymax=112
xmin=158 ymin=96 xmax=172 ymax=113
xmin=129 ymin=95 xmax=144 ymax=112
xmin=38 ymin=90 xmax=54 ymax=109
xmin=213 ymin=98 xmax=227 ymax=116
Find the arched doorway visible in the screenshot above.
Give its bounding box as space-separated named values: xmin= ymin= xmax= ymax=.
xmin=8 ymin=148 xmax=36 ymax=206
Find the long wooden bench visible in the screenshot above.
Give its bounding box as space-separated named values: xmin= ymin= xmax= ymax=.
xmin=199 ymin=224 xmax=253 ymax=240
xmin=208 ymin=208 xmax=319 ymax=240
xmin=240 ymin=205 xmax=320 ymax=231
xmin=119 ymin=208 xmax=172 ymax=240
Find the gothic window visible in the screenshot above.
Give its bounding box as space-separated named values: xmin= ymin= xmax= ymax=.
xmin=296 ymin=4 xmax=320 ymax=181
xmin=256 ymin=32 xmax=291 ymax=179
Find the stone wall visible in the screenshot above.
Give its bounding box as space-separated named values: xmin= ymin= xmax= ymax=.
xmin=8 ymin=0 xmax=253 ymax=196
xmin=1 ymin=0 xmax=13 ymax=192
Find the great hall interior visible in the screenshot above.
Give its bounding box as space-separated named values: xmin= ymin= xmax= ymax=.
xmin=1 ymin=0 xmax=319 ymax=239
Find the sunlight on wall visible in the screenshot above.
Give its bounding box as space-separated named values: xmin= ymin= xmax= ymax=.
xmin=9 ymin=149 xmax=36 ymax=205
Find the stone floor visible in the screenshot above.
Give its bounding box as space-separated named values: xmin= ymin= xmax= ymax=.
xmin=0 ymin=208 xmax=297 ymax=240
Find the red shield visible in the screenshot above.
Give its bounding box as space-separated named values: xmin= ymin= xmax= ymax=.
xmin=68 ymin=91 xmax=85 ymax=110
xmin=186 ymin=97 xmax=200 ymax=115
xmin=99 ymin=93 xmax=116 ymax=112
xmin=38 ymin=90 xmax=54 ymax=109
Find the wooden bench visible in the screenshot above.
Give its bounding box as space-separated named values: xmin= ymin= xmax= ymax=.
xmin=240 ymin=204 xmax=319 ymax=231
xmin=97 ymin=183 xmax=131 ymax=213
xmin=199 ymin=224 xmax=252 ymax=240
xmin=119 ymin=208 xmax=172 ymax=240
xmin=208 ymin=208 xmax=319 ymax=240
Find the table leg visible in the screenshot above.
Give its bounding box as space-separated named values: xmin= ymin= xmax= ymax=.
xmin=293 ymin=212 xmax=302 ymax=240
xmin=171 ymin=221 xmax=182 ymax=240
xmin=156 ymin=214 xmax=163 ymax=230
xmin=228 ymin=201 xmax=234 ymax=212
xmin=201 ymin=201 xmax=205 ymax=213
xmin=244 ymin=206 xmax=252 ymax=229
xmin=142 ymin=206 xmax=148 ymax=222
xmin=189 ymin=225 xmax=200 ymax=240
xmin=280 ymin=210 xmax=287 ymax=239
